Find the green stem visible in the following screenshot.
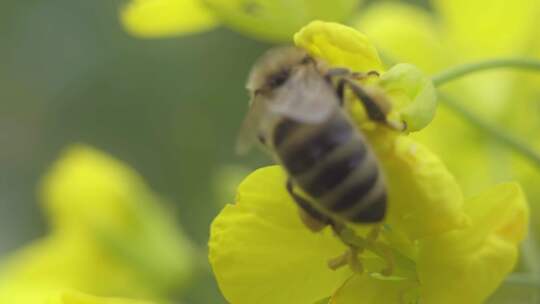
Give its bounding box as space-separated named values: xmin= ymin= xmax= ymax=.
xmin=438 ymin=94 xmax=540 ymax=169
xmin=432 ymin=58 xmax=540 ymax=87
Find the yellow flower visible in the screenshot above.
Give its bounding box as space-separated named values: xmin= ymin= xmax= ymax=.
xmin=295 ymin=21 xmax=437 ymax=134
xmin=208 ymin=21 xmax=529 ymax=304
xmin=121 ymin=0 xmax=217 ymax=38
xmin=354 ymin=1 xmax=540 ymax=220
xmin=47 ymin=290 xmax=154 ymax=304
xmin=0 ymin=145 xmax=194 ymax=303
xmin=120 ymin=0 xmax=363 ymax=41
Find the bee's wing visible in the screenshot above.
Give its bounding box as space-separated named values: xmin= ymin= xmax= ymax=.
xmin=268 ymin=67 xmax=338 ymax=124
xmin=235 ymin=97 xmax=275 ymax=155
xmin=236 ymin=67 xmax=338 ymax=154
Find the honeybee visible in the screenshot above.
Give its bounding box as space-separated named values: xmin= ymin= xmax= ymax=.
xmin=238 ymin=47 xmax=399 ymax=231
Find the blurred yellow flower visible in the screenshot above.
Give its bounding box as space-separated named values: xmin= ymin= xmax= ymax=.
xmin=208 ymin=21 xmax=529 ymax=304
xmin=121 ymin=0 xmax=217 ymax=38
xmin=0 ymin=145 xmax=194 ymax=303
xmin=120 ymin=0 xmax=363 ymax=41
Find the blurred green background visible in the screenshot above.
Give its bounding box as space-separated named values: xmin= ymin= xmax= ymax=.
xmin=0 ymin=0 xmax=277 ymax=302
xmin=0 ymin=0 xmax=446 ymax=303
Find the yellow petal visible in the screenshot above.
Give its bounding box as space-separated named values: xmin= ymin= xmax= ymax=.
xmin=432 ymin=0 xmax=539 ymax=58
xmin=47 ymin=290 xmax=153 ymax=304
xmin=38 ymin=145 xmax=194 ymax=293
xmin=379 ymin=63 xmax=437 ymax=132
xmin=465 ymin=183 xmax=528 ymax=245
xmin=366 ymin=131 xmax=470 ymax=240
xmin=354 ymin=2 xmax=446 ymax=73
xmin=411 ymin=106 xmax=504 ymax=197
xmin=294 ymin=21 xmax=383 ymax=72
xmin=331 ymin=274 xmax=419 ymax=304
xmin=40 ymin=144 xmax=148 ymax=233
xmin=121 ymin=0 xmax=218 ymax=38
xmin=0 ymin=242 xmax=63 ymax=304
xmin=205 ymin=0 xmax=362 ymax=42
xmin=416 ymin=183 xmax=529 ymax=304
xmin=0 ymin=234 xmax=157 ymax=302
xmin=209 ymin=166 xmax=351 ymax=304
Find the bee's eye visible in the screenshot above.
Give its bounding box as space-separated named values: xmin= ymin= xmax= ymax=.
xmin=268 ymin=69 xmax=290 ymax=88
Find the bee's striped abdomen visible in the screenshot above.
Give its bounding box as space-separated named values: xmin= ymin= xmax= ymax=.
xmin=331 ymin=165 xmax=386 ymax=222
xmin=275 ymin=117 xmax=352 ymax=175
xmin=303 ymin=144 xmax=366 ymax=197
xmin=273 ymin=114 xmax=386 ymax=223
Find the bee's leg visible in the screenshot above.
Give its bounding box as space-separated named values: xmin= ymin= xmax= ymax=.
xmin=332 ymin=75 xmax=379 ymax=109
xmin=326 ymin=68 xmax=368 ymax=107
xmin=342 ymin=78 xmax=406 ymax=131
xmin=366 ymin=224 xmax=382 ymax=242
xmin=335 ymin=78 xmax=346 ymax=106
xmin=327 ymin=222 xmax=368 ymax=273
xmin=336 ymin=77 xmax=380 ymax=110
xmin=325 ymin=69 xmax=350 ymax=106
xmin=342 ymin=78 xmax=387 ymax=122
xmin=328 ymin=246 xmax=364 ymax=273
xmin=361 ymin=225 xmax=395 ymax=276
xmin=326 ymin=69 xmax=378 ymax=108
xmin=329 ymin=223 xmax=395 ymax=275
xmin=325 ymin=68 xmax=377 ymax=80
xmin=286 ymin=179 xmax=331 ymax=232
xmin=354 ymin=70 xmax=380 ymax=79
xmin=325 ymin=67 xmax=352 ymax=78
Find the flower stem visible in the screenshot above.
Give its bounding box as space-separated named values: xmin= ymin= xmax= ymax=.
xmin=438 ymin=93 xmax=540 ymax=169
xmin=432 ymin=58 xmax=540 ymax=87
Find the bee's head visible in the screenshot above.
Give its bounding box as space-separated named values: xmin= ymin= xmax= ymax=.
xmin=246 ymin=47 xmax=315 ymax=98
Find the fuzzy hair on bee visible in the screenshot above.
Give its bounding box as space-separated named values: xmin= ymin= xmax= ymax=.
xmin=238 ymin=47 xmax=389 ymax=229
